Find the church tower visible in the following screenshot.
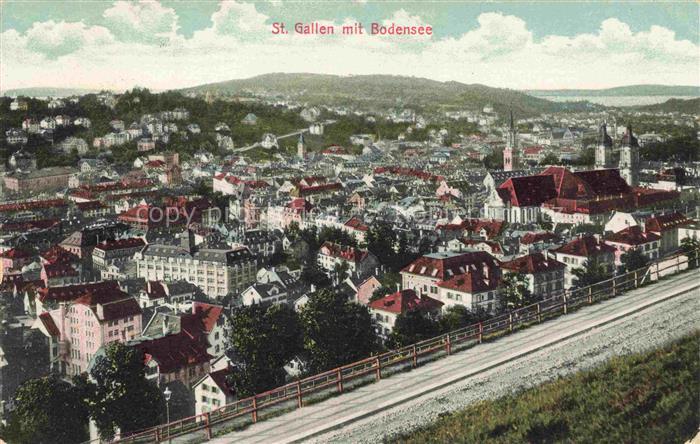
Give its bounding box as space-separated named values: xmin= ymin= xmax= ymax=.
xmin=619 ymin=125 xmax=640 ymax=187
xmin=595 ymin=122 xmax=613 ymax=170
xmin=503 ymin=110 xmax=519 ymax=171
xmin=297 ymin=132 xmax=306 ymax=159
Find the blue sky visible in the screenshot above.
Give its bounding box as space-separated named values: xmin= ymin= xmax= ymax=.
xmin=1 ymin=1 xmax=698 ymax=91
xmin=2 ymin=1 xmax=697 ymax=41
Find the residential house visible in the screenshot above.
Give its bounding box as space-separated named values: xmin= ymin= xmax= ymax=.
xmin=368 ymin=289 xmax=442 ymax=340
xmin=550 ymin=235 xmax=616 ymax=289
xmin=501 ymin=253 xmax=565 ymax=299
xmin=605 ymin=226 xmax=661 ymax=267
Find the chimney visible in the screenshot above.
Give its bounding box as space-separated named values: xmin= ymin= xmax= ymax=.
xmin=161 ymin=317 xmax=168 ymax=336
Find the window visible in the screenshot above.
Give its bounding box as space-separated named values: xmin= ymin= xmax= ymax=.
xmin=202 ymin=395 xmax=208 ymax=403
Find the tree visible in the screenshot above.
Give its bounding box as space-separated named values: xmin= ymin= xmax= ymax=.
xmin=680 ymin=237 xmax=700 ymax=269
xmin=228 ymin=303 xmax=303 ymax=396
xmin=89 ymin=342 xmax=164 ymax=440
xmin=300 ymin=289 xmax=378 ymax=373
xmin=539 ymin=152 xmax=560 ymax=166
xmin=499 ymin=273 xmax=534 ymax=310
xmin=1 ymin=375 xmax=90 ymax=444
xmin=483 ymin=149 xmax=504 ymax=170
xmin=438 ymin=305 xmax=491 ymax=333
xmin=369 ymin=285 xmax=394 ymax=302
xmin=572 ymin=257 xmax=612 ymax=289
xmin=386 ymin=310 xmax=440 ymax=349
xmin=333 ymin=261 xmax=350 ymax=283
xmin=620 ymin=248 xmax=649 ymax=273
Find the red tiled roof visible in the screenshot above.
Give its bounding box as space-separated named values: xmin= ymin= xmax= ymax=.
xmin=552 ymin=235 xmax=616 ymax=257
xmin=319 ymin=241 xmax=369 ymax=263
xmin=95 ymin=237 xmax=146 ymax=251
xmin=0 ymin=219 xmax=60 ymax=232
xmin=37 ymin=280 xmax=121 ymax=303
xmin=322 ymin=145 xmax=348 ymax=155
xmin=74 ymin=289 xmax=142 ymax=322
xmin=573 ymin=169 xmax=631 ymax=197
xmin=606 ymin=226 xmax=661 ymax=246
xmin=0 ymin=247 xmax=35 ymax=260
xmin=145 ymin=281 xmax=167 ymax=300
xmin=76 ymin=201 xmax=106 ymax=211
xmin=287 ymin=198 xmax=313 ymax=212
xmin=42 ymin=262 xmax=79 ymax=278
xmin=402 ymin=251 xmax=500 ymax=281
xmin=435 ymin=219 xmax=505 ymax=238
xmin=38 ymin=312 xmax=60 ymax=337
xmin=192 ymin=302 xmax=223 ymax=333
xmin=344 ymin=216 xmax=369 ymax=232
xmin=41 ymin=245 xmax=79 ymax=265
xmin=299 ymin=183 xmax=342 ymax=195
xmin=368 ymin=289 xmax=443 ymax=314
xmin=498 ymin=175 xmax=557 ymax=207
xmin=208 ymin=368 xmax=235 ymax=395
xmin=437 ymin=271 xmax=499 ymax=293
xmin=0 ymin=199 xmax=67 ymax=213
xmin=501 ymin=253 xmax=565 ymax=274
xmin=136 ymin=332 xmax=211 ymax=374
xmin=645 ymin=212 xmax=690 ymax=232
xmin=520 ymin=231 xmax=560 ymax=245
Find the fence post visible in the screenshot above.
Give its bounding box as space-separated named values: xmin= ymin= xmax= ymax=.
xmin=588 ymin=286 xmax=592 ymax=304
xmin=634 ymin=270 xmax=638 ymax=288
xmin=445 ymin=334 xmax=452 ymax=355
xmin=537 ymin=303 xmax=541 ymax=323
xmin=155 ymin=427 xmax=160 ymax=443
xmin=204 ymin=412 xmax=211 ymax=440
xmin=508 ymin=313 xmax=513 ymax=332
xmin=336 ymin=368 xmax=344 ymax=394
xmin=612 ymin=276 xmax=617 ymax=297
xmin=375 ymin=357 xmax=381 ymax=381
xmin=478 ymin=322 xmax=483 ymax=343
xmin=252 ymin=397 xmax=258 ymax=423
xmin=412 ymin=345 xmax=417 ymax=368
xmin=563 ymin=293 xmax=568 ymax=314
xmin=296 ymin=381 xmax=303 ymax=408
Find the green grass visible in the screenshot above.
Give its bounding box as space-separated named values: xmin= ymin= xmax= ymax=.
xmin=391 ymin=332 xmax=700 ymax=444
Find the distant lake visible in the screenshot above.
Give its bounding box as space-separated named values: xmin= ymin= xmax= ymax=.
xmin=531 ymin=95 xmax=698 ymax=107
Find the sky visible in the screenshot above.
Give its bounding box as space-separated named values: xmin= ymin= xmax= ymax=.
xmin=1 ymin=1 xmax=698 ymax=92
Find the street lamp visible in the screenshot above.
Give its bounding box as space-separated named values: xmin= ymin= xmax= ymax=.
xmin=164 ymin=386 xmax=172 ymax=444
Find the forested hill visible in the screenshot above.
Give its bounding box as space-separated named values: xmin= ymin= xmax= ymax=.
xmin=179 ymin=73 xmax=598 ymax=117
xmin=632 ymin=97 xmax=700 ymax=114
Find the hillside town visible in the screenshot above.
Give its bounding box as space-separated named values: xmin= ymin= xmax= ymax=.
xmin=0 ymin=86 xmax=698 ymax=441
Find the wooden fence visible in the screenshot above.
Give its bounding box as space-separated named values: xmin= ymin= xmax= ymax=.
xmin=106 ymin=250 xmax=698 ymax=444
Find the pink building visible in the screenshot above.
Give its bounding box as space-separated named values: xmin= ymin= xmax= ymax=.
xmin=355 ymin=276 xmax=382 ymax=305
xmin=35 ymin=281 xmax=142 ymax=376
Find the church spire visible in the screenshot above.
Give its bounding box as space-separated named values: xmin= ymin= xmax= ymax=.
xmin=509 ymin=109 xmax=514 ymax=131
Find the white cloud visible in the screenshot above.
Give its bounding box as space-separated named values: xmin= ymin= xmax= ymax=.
xmin=210 ymin=1 xmax=269 ymax=40
xmin=103 ymin=0 xmax=179 ymax=45
xmin=21 ymin=20 xmax=114 ymax=59
xmin=1 ymin=5 xmax=698 ymax=92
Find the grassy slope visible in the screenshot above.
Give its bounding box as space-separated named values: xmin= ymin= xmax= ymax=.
xmin=392 ymin=332 xmax=699 ymax=444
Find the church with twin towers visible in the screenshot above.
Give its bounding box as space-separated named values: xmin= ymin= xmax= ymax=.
xmin=503 ymin=111 xmax=640 ymax=187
